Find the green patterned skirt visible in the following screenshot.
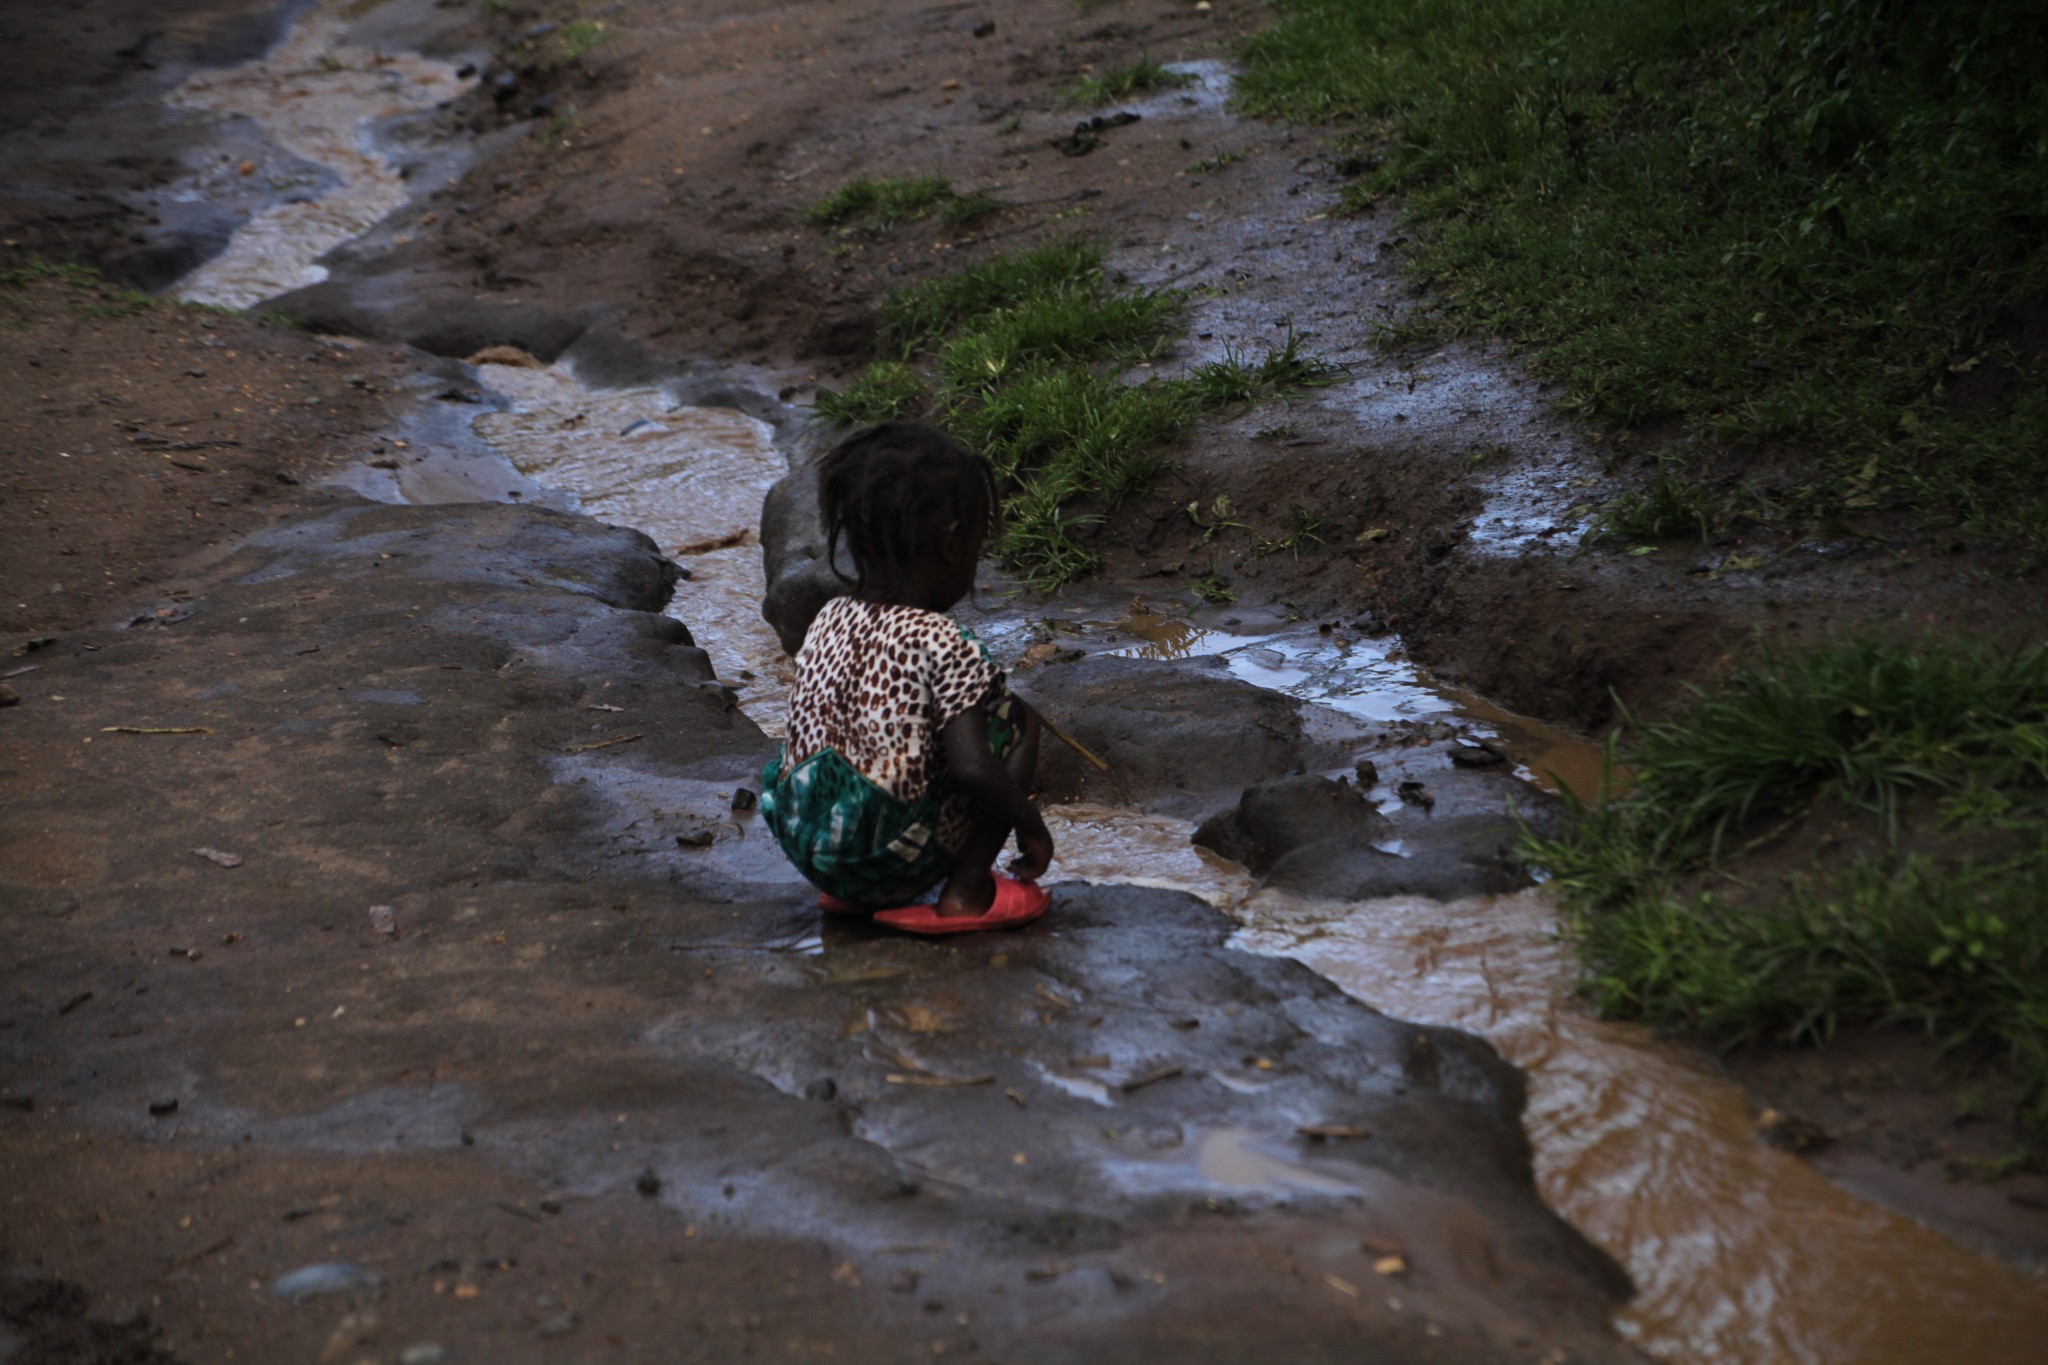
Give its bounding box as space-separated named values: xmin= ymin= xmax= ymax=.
xmin=760 ymin=697 xmax=1020 ymax=907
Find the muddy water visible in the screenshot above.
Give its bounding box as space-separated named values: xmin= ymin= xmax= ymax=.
xmin=168 ymin=0 xmax=473 ymax=309
xmin=1044 ymin=815 xmax=2048 ymax=1364
xmin=470 ymin=362 xmax=798 ymax=733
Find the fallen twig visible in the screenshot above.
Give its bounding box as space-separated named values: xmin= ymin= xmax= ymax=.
xmin=562 ymin=732 xmax=644 ymax=754
xmin=1037 ymin=711 xmax=1109 ymax=773
xmin=1119 ymin=1065 xmax=1184 ymax=1094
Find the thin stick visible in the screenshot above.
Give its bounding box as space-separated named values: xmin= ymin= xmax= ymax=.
xmin=1037 ymin=711 xmax=1109 ymax=773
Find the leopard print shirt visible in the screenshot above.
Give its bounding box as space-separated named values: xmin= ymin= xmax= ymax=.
xmin=780 ymin=596 xmax=1004 ymax=804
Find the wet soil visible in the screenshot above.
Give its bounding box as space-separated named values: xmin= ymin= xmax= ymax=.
xmin=4 ymin=0 xmax=2047 ymax=1358
xmin=0 ymin=497 xmax=1637 ymax=1364
xmin=0 ymin=272 xmax=411 ymax=638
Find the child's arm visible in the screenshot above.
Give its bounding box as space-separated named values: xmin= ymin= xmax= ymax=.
xmin=939 ymin=699 xmax=1053 ymax=879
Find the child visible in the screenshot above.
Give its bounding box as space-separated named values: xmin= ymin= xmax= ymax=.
xmin=759 ymin=422 xmax=1054 ymax=933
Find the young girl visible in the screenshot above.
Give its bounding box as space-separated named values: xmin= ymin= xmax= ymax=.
xmin=759 ymin=421 xmax=1054 ymax=933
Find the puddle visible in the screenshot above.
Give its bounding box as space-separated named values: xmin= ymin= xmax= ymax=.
xmin=993 ymin=596 xmax=1603 ymax=800
xmin=1193 ymin=1126 xmax=1358 ymax=1196
xmin=168 ymin=0 xmax=474 ymax=309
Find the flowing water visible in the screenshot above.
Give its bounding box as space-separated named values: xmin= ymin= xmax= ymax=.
xmin=168 ymin=0 xmax=474 ymax=310
xmin=166 ymin=3 xmax=2048 ymax=1359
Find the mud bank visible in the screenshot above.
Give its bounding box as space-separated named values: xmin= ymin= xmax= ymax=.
xmin=0 ymin=496 xmax=1638 ymax=1363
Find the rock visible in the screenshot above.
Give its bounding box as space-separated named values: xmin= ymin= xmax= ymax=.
xmin=758 ymin=433 xmax=852 ymax=656
xmin=1266 ymin=842 xmax=1527 ymax=902
xmin=398 ymin=1346 xmax=447 ymax=1365
xmin=1013 ymin=655 xmax=1327 ymax=812
xmin=148 ymin=1098 xmax=178 ymax=1116
xmin=1192 ymin=776 xmax=1389 ymax=875
xmin=635 ymin=1168 xmax=662 ymax=1198
xmin=1196 ymin=758 xmax=1554 ymax=901
xmin=803 ymin=1077 xmax=837 ymax=1102
xmin=537 ymin=1310 xmax=580 ymax=1339
xmin=269 ymin=1263 xmax=381 ymax=1301
xmin=0 ymin=685 xmax=17 ymax=707
xmin=1450 ymin=743 xmax=1505 ymax=768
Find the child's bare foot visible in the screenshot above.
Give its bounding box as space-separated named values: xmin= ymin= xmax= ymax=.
xmin=935 ymin=863 xmax=997 ymax=917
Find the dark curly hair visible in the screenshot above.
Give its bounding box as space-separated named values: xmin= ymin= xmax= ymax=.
xmin=817 ymin=421 xmax=1000 ymax=596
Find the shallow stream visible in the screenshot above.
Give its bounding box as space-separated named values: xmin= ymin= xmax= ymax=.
xmin=167 ymin=4 xmax=2048 ymax=1360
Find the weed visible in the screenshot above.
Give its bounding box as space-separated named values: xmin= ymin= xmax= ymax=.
xmin=878 ymin=238 xmax=1109 ymax=351
xmin=557 ymin=20 xmax=608 ymax=62
xmin=1528 ymin=637 xmax=2048 ymax=1126
xmin=1257 ymin=504 xmax=1325 ymax=559
xmin=1185 ymin=495 xmax=1251 ymax=545
xmin=940 ymin=192 xmax=1005 ymax=228
xmin=1062 ymin=57 xmax=1193 ymax=107
xmin=1239 ymin=0 xmax=2048 ymax=549
xmin=1596 ymin=463 xmax=1722 ymax=544
xmin=1190 ymin=566 xmax=1236 ymax=604
xmin=995 ymin=115 xmax=1022 ymax=136
xmin=1186 ymin=328 xmax=1342 ymax=408
xmin=813 ymin=361 xmax=926 ymax=425
xmin=804 ymin=176 xmax=960 ymax=230
xmin=1366 ymin=313 xmax=1438 ymax=352
xmin=1188 ymin=149 xmax=1248 ymax=174
xmin=540 ymin=110 xmax=581 ymax=148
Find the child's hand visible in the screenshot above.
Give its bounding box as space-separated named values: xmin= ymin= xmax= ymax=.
xmin=1009 ymin=813 xmax=1054 ymax=882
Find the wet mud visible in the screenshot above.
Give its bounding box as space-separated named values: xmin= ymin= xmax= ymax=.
xmin=0 ymin=498 xmax=1639 ymax=1364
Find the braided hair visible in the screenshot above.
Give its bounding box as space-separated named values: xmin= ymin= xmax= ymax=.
xmin=817 ymin=421 xmax=1000 ymax=597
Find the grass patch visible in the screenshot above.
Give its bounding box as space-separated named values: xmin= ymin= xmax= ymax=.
xmin=1528 ymin=637 xmax=2048 ymax=1127
xmin=811 ymin=239 xmax=1336 ymax=588
xmin=812 ymin=360 xmax=926 ymax=426
xmin=3 ymin=255 xmax=163 ymax=319
xmin=805 ymin=176 xmax=1002 ymax=231
xmin=1063 ymin=57 xmax=1194 ymax=107
xmin=1595 ymin=461 xmax=1725 ymax=544
xmin=557 ymin=20 xmax=609 ymax=61
xmin=1238 ymin=0 xmax=2048 ymax=550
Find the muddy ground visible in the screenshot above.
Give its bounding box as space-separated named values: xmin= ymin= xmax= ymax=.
xmin=3 ymin=0 xmax=2046 ymax=1358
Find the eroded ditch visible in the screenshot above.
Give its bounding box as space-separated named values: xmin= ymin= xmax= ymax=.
xmin=155 ymin=3 xmax=2048 ymax=1361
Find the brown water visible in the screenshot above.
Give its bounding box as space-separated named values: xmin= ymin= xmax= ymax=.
xmin=170 ymin=6 xmax=2048 ymax=1357
xmin=471 ymin=361 xmax=797 ymax=735
xmin=168 ymin=0 xmax=473 ymax=310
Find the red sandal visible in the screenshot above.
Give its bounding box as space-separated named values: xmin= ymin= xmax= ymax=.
xmin=872 ymin=874 xmax=1049 ymax=935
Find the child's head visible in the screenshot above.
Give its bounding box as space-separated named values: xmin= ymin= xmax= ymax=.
xmin=817 ymin=421 xmax=999 ymax=607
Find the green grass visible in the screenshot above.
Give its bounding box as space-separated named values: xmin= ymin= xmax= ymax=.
xmin=1528 ymin=637 xmax=2048 ymax=1127
xmin=1594 ymin=460 xmax=1725 ymax=544
xmin=1063 ymin=57 xmax=1195 ymax=107
xmin=2 ymin=255 xmax=173 ymax=319
xmin=557 ymin=20 xmax=609 ymax=61
xmin=805 ymin=176 xmax=1003 ymax=231
xmin=810 ymin=239 xmax=1336 ymax=589
xmin=1238 ymin=0 xmax=2048 ymax=551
